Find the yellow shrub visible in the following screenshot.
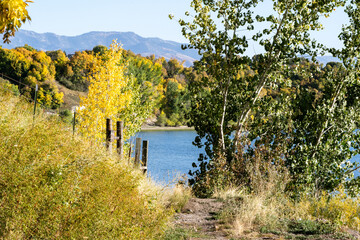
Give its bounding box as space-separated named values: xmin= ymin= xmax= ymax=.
xmin=0 ymin=89 xmax=171 ymax=239
xmin=307 ymin=187 xmax=360 ymax=231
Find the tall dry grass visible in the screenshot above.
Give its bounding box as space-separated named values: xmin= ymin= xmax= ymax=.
xmin=214 ymin=165 xmax=298 ymax=237
xmin=214 ymin=157 xmax=360 ymax=238
xmin=0 ymin=85 xmax=178 ymax=239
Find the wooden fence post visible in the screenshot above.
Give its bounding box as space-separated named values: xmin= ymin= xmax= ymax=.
xmin=116 ymin=121 xmax=124 ymax=159
xmin=141 ymin=140 xmax=149 ymax=174
xmin=128 ymin=143 xmax=132 ymax=164
xmin=106 ymin=118 xmax=113 ymax=152
xmin=134 ymin=138 xmax=141 ymax=167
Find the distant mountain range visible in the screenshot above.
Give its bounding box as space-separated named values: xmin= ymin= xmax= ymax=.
xmin=1 ymin=30 xmax=199 ymax=67
xmin=1 ymin=30 xmax=340 ymax=67
xmin=304 ymin=55 xmax=340 ymax=65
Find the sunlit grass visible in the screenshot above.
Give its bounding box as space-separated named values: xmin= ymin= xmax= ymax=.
xmin=213 ymin=168 xmax=360 ymax=239
xmin=0 ymin=84 xmax=188 ymax=239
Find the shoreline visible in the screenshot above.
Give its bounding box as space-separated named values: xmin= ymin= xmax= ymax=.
xmin=140 ymin=125 xmax=195 ymax=131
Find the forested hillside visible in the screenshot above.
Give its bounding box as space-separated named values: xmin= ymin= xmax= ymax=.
xmin=2 ymin=30 xmax=199 ymax=67
xmin=0 ymin=44 xmax=196 ymax=127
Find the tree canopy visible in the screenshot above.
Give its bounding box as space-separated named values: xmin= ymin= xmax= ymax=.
xmin=173 ymin=0 xmax=360 ymax=197
xmin=0 ymin=46 xmax=63 ymax=108
xmin=0 ymin=0 xmax=32 ymax=43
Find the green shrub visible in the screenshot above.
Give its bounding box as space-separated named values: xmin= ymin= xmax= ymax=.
xmin=0 ymin=79 xmax=20 ymax=96
xmin=59 ymin=109 xmax=73 ymax=124
xmin=169 ymin=113 xmax=182 ymax=127
xmin=58 ymin=76 xmax=74 ymax=90
xmin=165 ymin=118 xmax=176 ymax=127
xmin=287 ymin=219 xmax=335 ymax=235
xmin=156 ymin=111 xmax=167 ymax=127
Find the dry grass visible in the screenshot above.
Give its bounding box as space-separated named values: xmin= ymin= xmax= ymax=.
xmin=163 ymin=184 xmax=192 ymax=212
xmin=55 ymin=80 xmax=85 ymax=111
xmin=211 ymin=158 xmax=291 ymax=236
xmin=225 ymin=188 xmax=293 ymax=236
xmin=0 ymin=84 xmax=180 ymax=239
xmin=138 ymin=174 xmax=192 ymax=214
xmin=214 ymin=167 xmax=360 ymax=239
xmin=213 ymin=185 xmax=245 ymax=201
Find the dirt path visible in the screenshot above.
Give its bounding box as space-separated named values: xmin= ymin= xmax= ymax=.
xmin=171 ymin=198 xmax=360 ymax=240
xmin=173 ymin=198 xmax=229 ymax=240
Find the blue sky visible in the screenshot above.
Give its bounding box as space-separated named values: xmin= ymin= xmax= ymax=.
xmin=22 ymin=0 xmax=192 ymax=42
xmin=21 ymin=0 xmax=348 ymax=54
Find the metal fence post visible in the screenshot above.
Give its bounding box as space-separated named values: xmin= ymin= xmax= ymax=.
xmin=33 ymin=84 xmax=38 ymax=120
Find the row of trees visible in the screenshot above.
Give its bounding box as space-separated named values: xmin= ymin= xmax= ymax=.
xmin=0 ymin=42 xmax=196 ymax=148
xmin=0 ymin=43 xmax=193 ymax=125
xmin=54 ymin=47 xmax=194 ymax=126
xmin=77 ymin=42 xmax=191 ymax=141
xmin=0 ymin=0 xmax=191 ymax=127
xmin=46 ymin=46 xmax=195 ymax=126
xmin=0 ymin=45 xmax=63 ymax=108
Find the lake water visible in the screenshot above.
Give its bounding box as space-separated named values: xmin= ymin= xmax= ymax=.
xmin=133 ymin=130 xmax=203 ymax=184
xmin=134 ymin=130 xmax=360 ymax=184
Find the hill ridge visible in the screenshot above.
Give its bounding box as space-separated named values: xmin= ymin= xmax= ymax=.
xmin=2 ymin=29 xmax=199 ymax=67
xmin=2 ymin=30 xmax=340 ymax=67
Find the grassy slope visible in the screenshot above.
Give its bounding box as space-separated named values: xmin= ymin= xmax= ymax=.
xmin=0 ymin=85 xmax=174 ymax=239
xmin=55 ymin=80 xmax=85 ymax=111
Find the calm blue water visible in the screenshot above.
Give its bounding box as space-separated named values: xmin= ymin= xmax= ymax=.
xmin=133 ymin=130 xmax=360 ymax=184
xmin=133 ymin=130 xmax=204 ymax=184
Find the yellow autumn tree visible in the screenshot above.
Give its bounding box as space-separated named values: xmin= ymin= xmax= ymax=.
xmin=78 ymin=42 xmax=135 ymax=144
xmin=0 ymin=0 xmax=32 ymax=43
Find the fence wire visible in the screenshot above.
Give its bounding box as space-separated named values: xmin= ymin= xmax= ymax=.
xmin=0 ymin=74 xmax=62 ymax=113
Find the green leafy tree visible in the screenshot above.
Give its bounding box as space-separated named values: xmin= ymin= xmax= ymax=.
xmin=46 ymin=50 xmax=71 ymax=85
xmin=149 ymin=57 xmax=192 ymax=126
xmin=174 ymin=0 xmax=344 ymax=196
xmin=284 ymin=1 xmax=360 ymax=196
xmin=163 ymin=78 xmax=189 ymax=126
xmin=92 ymin=45 xmax=108 ymax=56
xmin=127 ymin=56 xmax=164 ymax=108
xmin=162 ymin=58 xmax=184 ymax=79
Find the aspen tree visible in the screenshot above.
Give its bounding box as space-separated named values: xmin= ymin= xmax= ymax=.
xmin=78 ymin=42 xmax=133 ymax=143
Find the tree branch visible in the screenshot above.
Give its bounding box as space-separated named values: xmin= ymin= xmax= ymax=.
xmin=232 ymin=2 xmax=291 ymax=155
